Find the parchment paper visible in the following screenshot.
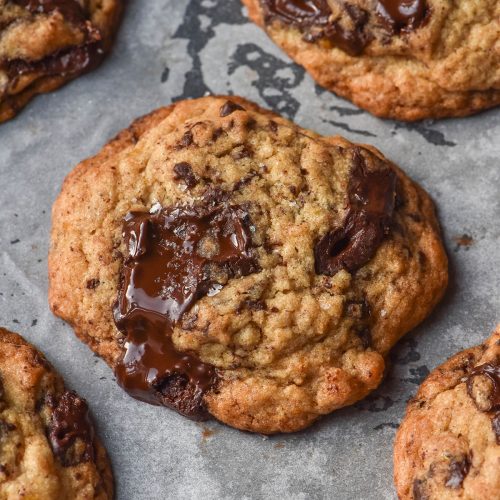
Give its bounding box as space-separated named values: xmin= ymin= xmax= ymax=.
xmin=0 ymin=1 xmax=499 ymax=498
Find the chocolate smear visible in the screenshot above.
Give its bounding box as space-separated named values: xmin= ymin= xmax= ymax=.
xmin=113 ymin=202 xmax=259 ymax=419
xmin=220 ymin=100 xmax=245 ymax=117
xmin=314 ymin=148 xmax=396 ymax=276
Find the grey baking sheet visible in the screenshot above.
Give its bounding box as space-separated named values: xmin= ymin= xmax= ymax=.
xmin=0 ymin=1 xmax=499 ymax=499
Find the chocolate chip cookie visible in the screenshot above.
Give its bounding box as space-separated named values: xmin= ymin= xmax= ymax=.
xmin=49 ymin=95 xmax=448 ymax=433
xmin=0 ymin=0 xmax=122 ymax=123
xmin=242 ymin=0 xmax=500 ymax=120
xmin=394 ymin=325 xmax=500 ymax=499
xmin=0 ymin=327 xmax=113 ymax=499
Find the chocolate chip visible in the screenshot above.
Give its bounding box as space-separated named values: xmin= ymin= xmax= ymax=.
xmin=466 ymin=363 xmax=500 ymax=412
xmin=268 ymin=120 xmax=278 ymax=133
xmin=173 ymin=162 xmax=198 ymax=189
xmin=220 ymin=100 xmax=245 ymax=117
xmin=212 ymin=128 xmax=224 ymax=141
xmin=445 ymin=455 xmax=471 ymax=489
xmin=176 ymin=130 xmax=194 ymax=149
xmin=48 ymin=391 xmax=95 ymax=467
xmin=86 ymin=278 xmax=100 ymax=290
xmin=239 ymin=299 xmax=266 ymax=312
xmin=315 ymin=149 xmax=396 ymax=276
xmin=232 ymin=145 xmax=253 ymax=160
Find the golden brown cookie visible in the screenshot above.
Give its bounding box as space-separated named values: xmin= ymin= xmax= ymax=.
xmin=49 ymin=95 xmax=448 ymax=433
xmin=0 ymin=0 xmax=122 ymax=123
xmin=242 ymin=0 xmax=500 ymax=121
xmin=0 ymin=327 xmax=113 ymax=499
xmin=394 ymin=325 xmax=500 ymax=500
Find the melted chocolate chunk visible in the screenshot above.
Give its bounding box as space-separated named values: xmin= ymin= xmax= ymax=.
xmin=262 ymin=0 xmax=369 ymax=55
xmin=445 ymin=456 xmax=470 ymax=489
xmin=376 ymin=0 xmax=428 ymax=34
xmin=6 ymin=34 xmax=103 ymax=80
xmin=220 ymin=100 xmax=245 ymax=117
xmin=173 ymin=162 xmax=198 ymax=189
xmin=262 ymin=0 xmax=331 ymax=26
xmin=466 ymin=362 xmax=500 ymax=412
xmin=4 ymin=1 xmax=104 ymax=85
xmin=315 ymin=149 xmax=396 ymax=276
xmin=48 ymin=390 xmax=95 ymax=467
xmin=113 ymin=202 xmax=259 ymax=419
xmin=262 ymin=0 xmax=427 ymax=55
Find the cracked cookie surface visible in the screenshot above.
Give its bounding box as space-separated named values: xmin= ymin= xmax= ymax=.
xmin=0 ymin=0 xmax=122 ymax=123
xmin=0 ymin=328 xmax=113 ymax=499
xmin=49 ymin=95 xmax=448 ymax=433
xmin=394 ymin=325 xmax=500 ymax=499
xmin=242 ymin=0 xmax=500 ymax=120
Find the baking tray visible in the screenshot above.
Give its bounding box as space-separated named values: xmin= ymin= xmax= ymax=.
xmin=0 ymin=1 xmax=499 ymax=498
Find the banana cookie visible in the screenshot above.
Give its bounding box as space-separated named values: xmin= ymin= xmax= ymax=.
xmin=0 ymin=328 xmax=113 ymax=499
xmin=242 ymin=0 xmax=500 ymax=120
xmin=49 ymin=95 xmax=448 ymax=433
xmin=0 ymin=0 xmax=122 ymax=123
xmin=394 ymin=325 xmax=500 ymax=500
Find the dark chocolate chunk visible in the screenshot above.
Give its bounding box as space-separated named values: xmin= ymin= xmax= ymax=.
xmin=466 ymin=362 xmax=500 ymax=412
xmin=86 ymin=278 xmax=100 ymax=290
xmin=113 ymin=201 xmax=259 ymax=419
xmin=220 ymin=100 xmax=245 ymax=117
xmin=445 ymin=455 xmax=471 ymax=489
xmin=314 ymin=148 xmax=396 ymax=276
xmin=176 ymin=130 xmax=194 ymax=149
xmin=173 ymin=162 xmax=198 ymax=188
xmin=375 ymin=0 xmax=428 ymax=34
xmin=48 ymin=390 xmax=95 ymax=467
